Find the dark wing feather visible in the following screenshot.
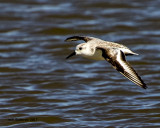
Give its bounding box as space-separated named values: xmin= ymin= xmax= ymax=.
xmin=65 ymin=36 xmax=92 ymax=42
xmin=98 ymin=47 xmax=147 ymax=89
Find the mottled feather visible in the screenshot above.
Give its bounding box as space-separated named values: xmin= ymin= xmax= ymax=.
xmin=98 ymin=47 xmax=147 ymax=89
xmin=66 ymin=36 xmax=147 ymax=89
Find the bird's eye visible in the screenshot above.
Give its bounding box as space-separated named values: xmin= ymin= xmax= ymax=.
xmin=79 ymin=47 xmax=82 ymax=50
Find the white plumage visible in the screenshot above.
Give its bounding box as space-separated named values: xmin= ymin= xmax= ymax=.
xmin=66 ymin=36 xmax=147 ymax=89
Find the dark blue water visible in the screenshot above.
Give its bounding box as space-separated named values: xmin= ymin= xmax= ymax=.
xmin=0 ymin=0 xmax=160 ymax=128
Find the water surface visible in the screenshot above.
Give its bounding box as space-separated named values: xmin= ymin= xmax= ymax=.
xmin=0 ymin=0 xmax=160 ymax=128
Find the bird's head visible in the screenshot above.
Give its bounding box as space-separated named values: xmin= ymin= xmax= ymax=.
xmin=66 ymin=43 xmax=88 ymax=59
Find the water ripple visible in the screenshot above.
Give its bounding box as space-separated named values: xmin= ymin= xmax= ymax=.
xmin=0 ymin=0 xmax=160 ymax=128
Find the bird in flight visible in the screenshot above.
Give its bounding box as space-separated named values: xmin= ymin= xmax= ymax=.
xmin=65 ymin=36 xmax=147 ymax=89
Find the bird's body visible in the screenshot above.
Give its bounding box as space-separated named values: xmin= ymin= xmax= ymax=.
xmin=66 ymin=36 xmax=147 ymax=89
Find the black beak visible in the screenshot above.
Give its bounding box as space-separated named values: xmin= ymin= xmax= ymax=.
xmin=66 ymin=51 xmax=76 ymax=59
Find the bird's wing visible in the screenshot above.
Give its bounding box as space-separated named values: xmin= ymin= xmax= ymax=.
xmin=97 ymin=47 xmax=147 ymax=89
xmin=65 ymin=36 xmax=92 ymax=42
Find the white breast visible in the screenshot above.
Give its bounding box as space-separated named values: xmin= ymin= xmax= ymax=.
xmin=82 ymin=49 xmax=105 ymax=60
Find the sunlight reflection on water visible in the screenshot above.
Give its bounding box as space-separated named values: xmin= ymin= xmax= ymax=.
xmin=0 ymin=0 xmax=160 ymax=128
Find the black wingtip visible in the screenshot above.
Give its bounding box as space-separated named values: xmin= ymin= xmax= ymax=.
xmin=142 ymin=84 xmax=148 ymax=89
xmin=65 ymin=36 xmax=83 ymax=42
xmin=139 ymin=77 xmax=147 ymax=89
xmin=65 ymin=36 xmax=92 ymax=42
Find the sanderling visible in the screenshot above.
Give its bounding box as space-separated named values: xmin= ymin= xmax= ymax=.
xmin=65 ymin=36 xmax=147 ymax=89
